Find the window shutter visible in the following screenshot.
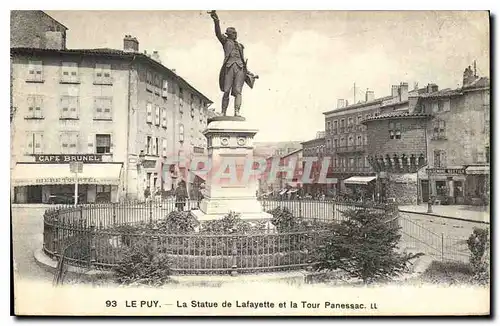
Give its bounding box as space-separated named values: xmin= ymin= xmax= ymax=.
xmin=442 ymin=151 xmax=447 ymax=167
xmin=110 ymin=134 xmax=114 ymax=154
xmin=34 ymin=133 xmax=43 ymax=153
xmin=88 ymin=135 xmax=94 ymax=153
xmin=146 ymin=103 xmax=152 ymax=123
xmin=162 ymin=138 xmax=167 ymax=157
xmin=162 ymin=80 xmax=169 ymax=98
xmin=35 ymin=96 xmax=43 ymax=118
xmin=25 ymin=133 xmax=33 ymax=154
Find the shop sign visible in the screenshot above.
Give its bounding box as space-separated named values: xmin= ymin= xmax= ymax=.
xmin=427 ymin=168 xmax=465 ymax=175
xmin=34 ymin=154 xmax=103 ymax=164
xmin=32 ymin=177 xmax=118 ymax=185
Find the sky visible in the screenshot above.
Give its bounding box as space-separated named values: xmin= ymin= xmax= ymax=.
xmin=46 ymin=10 xmax=490 ymax=143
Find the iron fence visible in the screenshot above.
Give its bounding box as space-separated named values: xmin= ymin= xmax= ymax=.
xmin=42 ymin=198 xmax=475 ymax=276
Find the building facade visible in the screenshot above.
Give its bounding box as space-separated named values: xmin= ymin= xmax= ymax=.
xmin=11 ymin=35 xmax=212 ymax=204
xmin=416 ymin=68 xmax=490 ymax=205
xmin=11 ymin=11 xmax=67 ymax=50
xmin=300 ymin=136 xmax=328 ymax=197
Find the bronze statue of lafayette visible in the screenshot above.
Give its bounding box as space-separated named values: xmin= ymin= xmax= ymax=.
xmin=209 ymin=11 xmax=258 ymax=117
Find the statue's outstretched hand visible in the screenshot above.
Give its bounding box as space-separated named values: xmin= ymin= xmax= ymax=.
xmin=208 ymin=11 xmax=219 ymax=21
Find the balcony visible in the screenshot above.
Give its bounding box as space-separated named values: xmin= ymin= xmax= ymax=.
xmin=333 ymin=166 xmax=373 ymax=174
xmin=334 ymin=145 xmax=367 ymax=154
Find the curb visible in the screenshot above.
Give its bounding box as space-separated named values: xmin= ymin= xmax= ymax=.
xmin=33 ymin=249 xmax=322 ymax=286
xmin=399 ymin=210 xmax=490 ymax=225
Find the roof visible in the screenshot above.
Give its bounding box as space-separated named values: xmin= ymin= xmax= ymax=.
xmin=41 ymin=11 xmax=68 ymax=30
xmin=323 ymin=95 xmax=392 ymax=115
xmin=10 ymin=47 xmax=213 ymax=104
xmin=418 ymin=88 xmax=463 ymax=99
xmin=301 ymin=137 xmax=325 ymax=146
xmin=463 ymin=77 xmax=490 ymax=90
xmin=281 ymin=148 xmax=303 ymax=159
xmin=362 ymin=113 xmax=432 ymax=124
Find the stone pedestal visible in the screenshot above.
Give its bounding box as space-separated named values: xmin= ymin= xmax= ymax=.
xmin=191 ymin=117 xmax=272 ymax=223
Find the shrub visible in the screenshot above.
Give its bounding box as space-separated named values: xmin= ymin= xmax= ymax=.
xmin=467 ymin=227 xmax=490 ymax=285
xmin=314 ymin=208 xmax=424 ymax=284
xmin=201 ymin=212 xmax=252 ymax=234
xmin=159 ymin=211 xmax=198 ymax=233
xmin=114 ymin=237 xmax=172 ymax=286
xmin=268 ymin=207 xmax=297 ymax=232
xmin=421 ymin=260 xmax=474 ymax=285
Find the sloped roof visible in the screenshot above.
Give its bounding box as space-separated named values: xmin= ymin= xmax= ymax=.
xmin=362 ymin=113 xmax=432 ymax=124
xmin=10 ymin=47 xmax=213 ymax=104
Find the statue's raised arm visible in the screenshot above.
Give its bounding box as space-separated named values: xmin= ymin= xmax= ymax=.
xmin=208 ymin=11 xmax=226 ymax=45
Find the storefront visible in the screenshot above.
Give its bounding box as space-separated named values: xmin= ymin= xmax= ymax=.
xmin=343 ymin=176 xmax=377 ymax=201
xmin=426 ymin=166 xmax=467 ymax=205
xmin=465 ymin=165 xmax=490 ymax=205
xmin=12 ymin=155 xmax=123 ymax=204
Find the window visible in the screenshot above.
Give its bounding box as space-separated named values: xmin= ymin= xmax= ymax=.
xmin=179 ymin=124 xmax=185 ymax=142
xmin=25 ymin=132 xmax=43 ymax=154
xmin=334 ymin=158 xmax=339 ymax=167
xmin=349 ymin=158 xmax=355 ymax=167
xmin=365 ymin=156 xmax=369 ymax=167
xmin=357 ymin=157 xmax=363 ymax=168
xmin=333 ymin=120 xmax=338 ymax=133
xmin=27 ymin=61 xmax=43 ymax=82
xmin=340 ymin=119 xmax=345 ymax=128
xmin=154 ymin=75 xmax=161 ymax=95
xmin=60 ymin=96 xmax=79 ymax=119
xmin=436 ymin=181 xmax=447 ymax=196
xmin=26 ymin=95 xmax=43 ymax=119
xmin=333 ymin=139 xmax=338 ymax=148
xmin=389 ymin=121 xmax=401 ymax=139
xmin=357 ymin=115 xmax=362 ymax=125
xmin=438 ymin=100 xmax=444 ymax=112
xmin=162 ymin=80 xmax=169 ymax=98
xmin=348 ymin=117 xmax=353 ymax=126
xmin=146 ymin=102 xmax=153 ymax=123
xmin=146 ymin=71 xmax=153 ymax=92
xmin=432 ymin=119 xmax=446 ymax=140
xmin=179 ymin=88 xmax=184 ymax=113
xmin=340 ymin=137 xmax=345 ymax=147
xmin=326 ymin=121 xmax=331 ymax=131
xmin=326 ymin=139 xmax=331 ymax=148
xmin=95 ymin=134 xmax=111 ymax=154
xmin=161 ymin=107 xmax=167 ymax=128
xmin=357 ymin=135 xmax=362 ymax=146
xmin=155 ymin=105 xmax=161 ymax=125
xmin=190 ymin=95 xmax=195 ymax=118
xmin=94 ymin=97 xmax=112 ymax=120
xmin=60 ymin=132 xmax=79 ymax=154
xmin=162 ymin=138 xmax=167 ymax=157
xmin=60 ymin=62 xmax=79 ymax=83
xmin=146 ymin=136 xmax=152 ymax=155
xmin=94 ymin=64 xmax=112 ymax=84
xmin=434 ymin=150 xmax=446 ymax=168
xmin=154 ymin=137 xmax=159 ymax=156
xmin=348 ymin=136 xmax=353 ymax=146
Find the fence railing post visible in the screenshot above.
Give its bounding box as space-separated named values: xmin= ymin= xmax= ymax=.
xmin=89 ymin=223 xmax=96 ymax=266
xmin=113 ymin=203 xmax=117 ymax=225
xmin=52 ymin=215 xmax=59 ymax=257
xmin=149 ymin=199 xmax=153 ymax=224
xmin=231 ymin=237 xmax=238 ymax=276
xmin=441 ymin=232 xmax=444 ymax=262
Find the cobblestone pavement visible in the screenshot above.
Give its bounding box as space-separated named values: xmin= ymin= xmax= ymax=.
xmin=12 ymin=207 xmax=54 ymax=284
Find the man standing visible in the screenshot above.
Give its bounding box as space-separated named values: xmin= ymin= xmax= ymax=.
xmin=175 ymin=181 xmax=188 ymax=212
xmin=209 ymin=11 xmax=257 ymax=117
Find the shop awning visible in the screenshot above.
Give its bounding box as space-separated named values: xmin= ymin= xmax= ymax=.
xmin=279 ymin=189 xmax=288 ymax=195
xmin=344 ymin=176 xmax=377 ymax=185
xmin=12 ymin=163 xmax=122 ymax=186
xmin=465 ymin=166 xmax=490 ymax=175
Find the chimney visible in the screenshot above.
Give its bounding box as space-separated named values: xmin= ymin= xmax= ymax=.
xmin=399 ymin=82 xmax=409 ymax=101
xmin=337 ymin=99 xmax=346 ymax=109
xmin=123 ymin=35 xmax=139 ymax=52
xmin=463 ymin=65 xmax=476 ymax=87
xmin=391 ymin=85 xmax=399 ymax=98
xmin=365 ymin=89 xmax=375 ymax=102
xmin=151 ymin=50 xmax=161 ymax=63
xmin=426 ymin=83 xmax=439 ymax=93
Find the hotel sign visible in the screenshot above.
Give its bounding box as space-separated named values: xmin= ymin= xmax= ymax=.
xmin=427 ymin=168 xmax=465 ymax=175
xmin=34 ymin=154 xmax=103 ymax=164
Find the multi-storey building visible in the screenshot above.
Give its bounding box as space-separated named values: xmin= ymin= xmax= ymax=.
xmin=363 ymin=65 xmax=490 ymax=205
xmin=300 ymin=135 xmax=328 ymax=196
xmin=10 ymin=10 xmax=67 ymax=50
xmin=11 ymin=34 xmax=212 ymax=204
xmin=259 ymin=149 xmax=303 ymax=197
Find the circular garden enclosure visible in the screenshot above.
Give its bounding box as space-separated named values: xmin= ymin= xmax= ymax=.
xmin=42 ymin=200 xmax=398 ymax=275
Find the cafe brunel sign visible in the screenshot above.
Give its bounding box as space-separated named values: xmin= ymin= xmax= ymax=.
xmin=34 ymin=154 xmax=103 ymax=164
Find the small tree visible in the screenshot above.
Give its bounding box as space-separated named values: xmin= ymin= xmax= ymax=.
xmin=467 ymin=227 xmax=490 ymax=285
xmin=269 ymin=207 xmax=297 ymax=232
xmin=114 ymin=237 xmax=172 ymax=286
xmin=314 ymin=207 xmax=423 ymax=284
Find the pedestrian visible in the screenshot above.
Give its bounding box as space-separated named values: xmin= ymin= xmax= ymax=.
xmin=175 ymin=181 xmax=188 ymax=212
xmin=144 ymin=186 xmax=151 ymax=204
